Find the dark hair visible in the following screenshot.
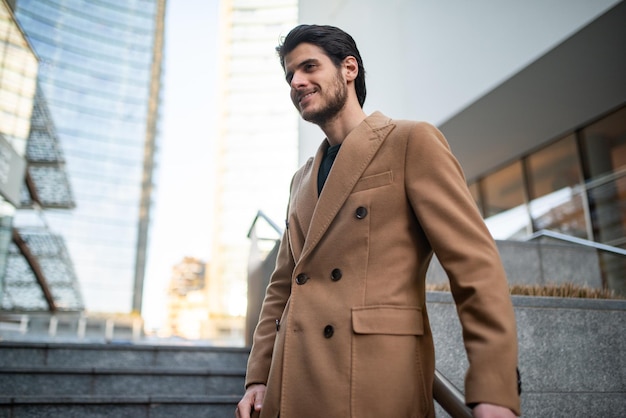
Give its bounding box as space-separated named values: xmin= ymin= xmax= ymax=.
xmin=276 ymin=24 xmax=367 ymax=107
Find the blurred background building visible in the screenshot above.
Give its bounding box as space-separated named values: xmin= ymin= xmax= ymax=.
xmin=206 ymin=0 xmax=298 ymax=343
xmin=9 ymin=0 xmax=166 ymax=315
xmin=0 ymin=0 xmax=87 ymax=338
xmin=161 ymin=256 xmax=209 ymax=340
xmin=1 ymin=0 xmax=82 ymax=308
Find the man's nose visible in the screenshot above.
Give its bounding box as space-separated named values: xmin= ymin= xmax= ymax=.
xmin=290 ymin=71 xmax=306 ymax=88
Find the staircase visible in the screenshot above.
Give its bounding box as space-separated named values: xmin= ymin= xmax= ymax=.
xmin=0 ymin=341 xmax=248 ymax=417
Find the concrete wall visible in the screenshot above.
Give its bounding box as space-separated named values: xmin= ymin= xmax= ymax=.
xmin=428 ymin=292 xmax=626 ymax=417
xmin=427 ymin=239 xmax=603 ymax=289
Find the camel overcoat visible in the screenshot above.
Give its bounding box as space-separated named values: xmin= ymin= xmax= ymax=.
xmin=246 ymin=112 xmax=520 ymax=417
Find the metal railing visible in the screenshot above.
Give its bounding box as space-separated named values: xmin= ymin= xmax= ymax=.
xmin=525 ymin=228 xmax=626 ymax=293
xmin=247 ymin=210 xmax=283 ymax=239
xmin=524 ymin=229 xmax=626 ymax=256
xmin=434 ymin=370 xmax=473 ymax=417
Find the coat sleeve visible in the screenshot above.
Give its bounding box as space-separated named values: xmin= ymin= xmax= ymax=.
xmin=404 ymin=122 xmax=521 ymax=415
xmin=244 ymin=175 xmax=297 ymax=388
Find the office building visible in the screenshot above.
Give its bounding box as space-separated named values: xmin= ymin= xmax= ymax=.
xmin=1 ymin=0 xmax=83 ymax=327
xmin=11 ymin=0 xmax=166 ymax=314
xmin=208 ymin=0 xmax=298 ymax=342
xmin=296 ymin=0 xmax=625 ymax=294
xmin=0 ymin=0 xmax=37 ymax=308
xmin=162 ymin=257 xmax=210 ymax=340
xmin=442 ymin=3 xmax=626 ymax=294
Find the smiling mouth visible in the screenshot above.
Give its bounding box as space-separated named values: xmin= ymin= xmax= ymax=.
xmin=298 ymin=90 xmax=316 ymax=104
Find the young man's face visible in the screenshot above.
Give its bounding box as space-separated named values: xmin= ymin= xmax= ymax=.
xmin=283 ymin=43 xmax=348 ymax=126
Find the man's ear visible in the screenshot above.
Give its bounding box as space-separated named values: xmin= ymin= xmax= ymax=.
xmin=343 ymin=56 xmax=358 ymax=81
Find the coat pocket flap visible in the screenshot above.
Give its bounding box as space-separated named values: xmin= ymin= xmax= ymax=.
xmin=352 ymin=170 xmax=393 ymax=193
xmin=352 ymin=306 xmax=423 ymax=335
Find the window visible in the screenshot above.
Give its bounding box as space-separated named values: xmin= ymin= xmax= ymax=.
xmin=526 ymin=135 xmax=588 ymax=239
xmin=482 ymin=161 xmax=530 ymax=239
xmin=581 ymin=106 xmax=626 ymax=247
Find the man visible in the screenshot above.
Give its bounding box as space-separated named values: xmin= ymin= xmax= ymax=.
xmin=236 ymin=24 xmax=520 ymax=418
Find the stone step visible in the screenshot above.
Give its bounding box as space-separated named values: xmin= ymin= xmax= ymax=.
xmin=0 ymin=341 xmax=249 ymax=370
xmin=0 ymin=367 xmax=245 ymax=397
xmin=0 ymin=395 xmax=240 ymax=418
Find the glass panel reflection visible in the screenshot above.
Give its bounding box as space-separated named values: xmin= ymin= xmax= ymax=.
xmin=582 ymin=106 xmax=626 ymax=180
xmin=482 ymin=161 xmax=530 ymax=239
xmin=527 ymin=135 xmax=588 ymax=239
xmin=587 ymin=173 xmax=626 ymax=247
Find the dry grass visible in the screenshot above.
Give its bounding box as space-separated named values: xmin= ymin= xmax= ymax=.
xmin=426 ymin=282 xmax=624 ymax=300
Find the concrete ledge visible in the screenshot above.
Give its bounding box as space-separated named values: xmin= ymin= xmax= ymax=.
xmin=0 ymin=368 xmax=245 ymax=397
xmin=427 ymin=291 xmax=626 ymax=417
xmin=427 ymin=239 xmax=604 ymax=288
xmin=0 ymin=341 xmax=250 ymax=369
xmin=0 ymin=395 xmax=241 ymax=404
xmin=0 ymin=395 xmax=241 ymax=418
xmin=0 ymin=367 xmax=246 ymax=375
xmin=427 ymin=290 xmax=626 ymax=310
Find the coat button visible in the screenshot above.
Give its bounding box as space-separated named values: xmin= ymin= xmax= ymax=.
xmin=323 ymin=325 xmax=334 ymax=338
xmin=295 ymin=273 xmax=309 ymax=285
xmin=330 ymin=268 xmax=342 ymax=281
xmin=355 ymin=206 xmax=368 ymax=219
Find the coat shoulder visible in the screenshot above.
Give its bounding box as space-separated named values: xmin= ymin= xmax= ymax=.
xmin=391 ymin=118 xmax=441 ymax=136
xmin=394 ymin=119 xmax=450 ymax=152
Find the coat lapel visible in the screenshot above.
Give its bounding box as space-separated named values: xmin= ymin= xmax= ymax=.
xmin=296 ymin=112 xmax=395 ymax=264
xmin=289 ymin=145 xmax=325 ymax=262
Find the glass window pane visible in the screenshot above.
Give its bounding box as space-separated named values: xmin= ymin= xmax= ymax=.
xmin=581 ymin=106 xmax=626 ymax=246
xmin=588 ymin=176 xmax=626 ymax=295
xmin=482 ymin=161 xmax=530 ymax=239
xmin=587 ymin=176 xmax=626 ymax=246
xmin=527 ymin=135 xmax=588 ymax=238
xmin=580 ymin=106 xmax=626 ymax=295
xmin=581 ymin=106 xmax=626 ymax=180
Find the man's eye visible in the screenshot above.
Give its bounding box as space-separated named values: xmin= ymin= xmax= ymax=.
xmin=305 ymin=64 xmax=315 ymax=71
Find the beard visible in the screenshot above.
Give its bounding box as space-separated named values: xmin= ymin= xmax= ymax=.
xmin=301 ymin=70 xmax=348 ymax=126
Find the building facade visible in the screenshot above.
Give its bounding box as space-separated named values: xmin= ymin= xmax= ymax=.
xmin=0 ymin=0 xmax=37 ymax=307
xmin=439 ymin=3 xmax=626 ymax=295
xmin=11 ymin=0 xmax=166 ymax=313
xmin=295 ymin=0 xmax=625 ymax=295
xmin=208 ymin=0 xmax=298 ymax=342
xmin=162 ymin=257 xmax=210 ymax=340
xmin=1 ymin=0 xmax=84 ymax=331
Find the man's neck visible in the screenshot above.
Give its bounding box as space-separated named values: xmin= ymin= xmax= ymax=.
xmin=320 ymin=105 xmax=367 ymax=146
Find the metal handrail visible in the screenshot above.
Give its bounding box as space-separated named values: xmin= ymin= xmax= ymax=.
xmin=524 ymin=229 xmax=626 ymax=256
xmin=433 ymin=369 xmax=473 ymax=418
xmin=247 ymin=210 xmax=284 ymax=238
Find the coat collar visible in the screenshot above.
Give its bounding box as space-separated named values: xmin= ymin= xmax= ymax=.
xmin=293 ymin=111 xmax=395 ymax=263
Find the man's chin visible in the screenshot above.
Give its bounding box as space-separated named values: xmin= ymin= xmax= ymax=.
xmin=300 ymin=109 xmax=318 ymax=123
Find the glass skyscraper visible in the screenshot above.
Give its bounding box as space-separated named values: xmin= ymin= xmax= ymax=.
xmin=12 ymin=0 xmax=166 ymax=313
xmin=0 ymin=0 xmax=37 ymax=308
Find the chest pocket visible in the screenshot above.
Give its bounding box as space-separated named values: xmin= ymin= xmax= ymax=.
xmin=352 ymin=170 xmax=393 ymax=193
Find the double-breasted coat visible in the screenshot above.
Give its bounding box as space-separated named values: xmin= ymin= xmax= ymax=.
xmin=245 ymin=112 xmax=521 ymax=417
